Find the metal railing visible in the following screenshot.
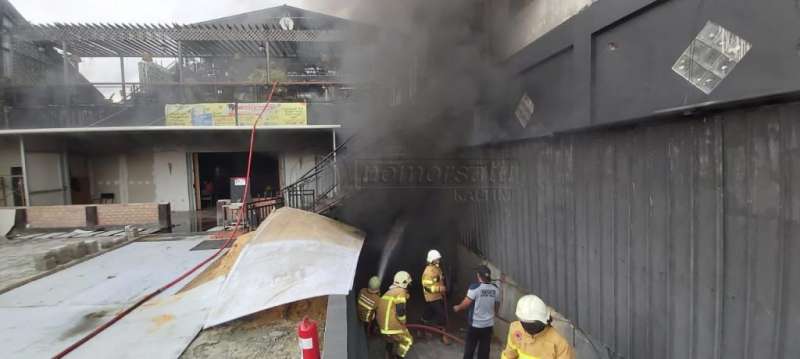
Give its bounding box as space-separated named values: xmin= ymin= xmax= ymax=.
xmin=243 ymin=136 xmax=352 ymax=228
xmin=244 ymin=196 xmax=284 ymax=229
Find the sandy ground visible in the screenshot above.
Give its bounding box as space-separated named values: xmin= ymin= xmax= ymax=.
xmin=181 ymin=296 xmax=328 ymax=359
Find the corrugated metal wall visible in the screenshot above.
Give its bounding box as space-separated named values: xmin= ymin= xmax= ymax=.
xmin=457 ymin=101 xmax=800 ymax=359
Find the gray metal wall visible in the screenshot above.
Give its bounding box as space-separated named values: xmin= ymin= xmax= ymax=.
xmin=477 ymin=0 xmax=800 ymax=145
xmin=457 ymin=101 xmax=800 ymax=359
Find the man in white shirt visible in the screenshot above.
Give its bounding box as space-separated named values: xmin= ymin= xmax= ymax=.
xmin=453 ymin=265 xmax=500 ymax=359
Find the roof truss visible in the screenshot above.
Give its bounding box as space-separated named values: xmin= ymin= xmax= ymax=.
xmin=12 ymin=23 xmax=343 ymax=58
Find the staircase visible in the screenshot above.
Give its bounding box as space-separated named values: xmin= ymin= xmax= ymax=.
xmin=245 ymin=136 xmax=353 ymax=227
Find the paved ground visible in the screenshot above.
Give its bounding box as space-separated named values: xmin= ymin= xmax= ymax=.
xmin=0 ymin=238 xmax=213 ymax=358
xmin=367 ymin=331 xmax=503 ymax=359
xmin=0 ymin=227 xmax=166 ymax=293
xmin=0 ymin=235 xmax=100 ymax=292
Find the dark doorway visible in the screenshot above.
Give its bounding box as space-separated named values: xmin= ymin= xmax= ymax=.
xmin=196 ymin=152 xmax=280 ymax=209
xmin=10 ymin=166 xmax=24 ymax=206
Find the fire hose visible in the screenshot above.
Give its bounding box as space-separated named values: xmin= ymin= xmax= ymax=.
xmin=406 ymin=324 xmax=465 ymax=345
xmin=51 ymin=82 xmax=280 ymax=359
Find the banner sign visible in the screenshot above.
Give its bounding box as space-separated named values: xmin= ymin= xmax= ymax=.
xmin=236 ymin=103 xmax=307 ymax=126
xmin=165 ymin=103 xmax=307 ymax=126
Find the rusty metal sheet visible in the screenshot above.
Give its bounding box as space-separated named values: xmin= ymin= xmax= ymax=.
xmin=205 ymin=207 xmax=364 ymax=327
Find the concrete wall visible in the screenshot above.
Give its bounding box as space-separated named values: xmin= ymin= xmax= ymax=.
xmin=281 ymin=151 xmax=319 ymax=188
xmin=91 ymin=155 xmax=121 ymax=203
xmin=488 ymin=0 xmax=594 ymax=58
xmin=85 ymin=148 xmax=188 ymax=211
xmin=126 ymin=150 xmax=156 ymax=203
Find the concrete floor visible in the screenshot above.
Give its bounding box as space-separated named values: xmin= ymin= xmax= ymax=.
xmin=171 ymin=210 xmax=218 ymax=233
xmin=367 ymin=332 xmax=502 ymax=359
xmin=0 ymin=237 xmax=214 ymax=358
xmin=0 ymin=235 xmax=107 ymax=293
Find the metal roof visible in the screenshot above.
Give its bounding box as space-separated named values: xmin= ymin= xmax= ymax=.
xmin=13 ymin=23 xmax=344 ymax=58
xmin=0 ymin=124 xmax=341 ymax=136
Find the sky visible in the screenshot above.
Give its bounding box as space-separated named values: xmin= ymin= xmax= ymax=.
xmin=9 ymin=0 xmax=347 ymax=24
xmin=9 ymin=0 xmax=349 ymax=99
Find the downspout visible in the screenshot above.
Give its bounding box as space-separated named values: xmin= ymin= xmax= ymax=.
xmin=18 ymin=136 xmax=30 ymax=206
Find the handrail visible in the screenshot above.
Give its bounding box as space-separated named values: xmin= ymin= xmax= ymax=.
xmin=281 ymin=134 xmax=354 ymax=192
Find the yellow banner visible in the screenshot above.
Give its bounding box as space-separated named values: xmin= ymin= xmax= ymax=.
xmin=237 ymin=103 xmax=307 ymax=126
xmin=164 ymin=103 xmax=235 ymax=126
xmin=164 ymin=103 xmax=307 ymax=126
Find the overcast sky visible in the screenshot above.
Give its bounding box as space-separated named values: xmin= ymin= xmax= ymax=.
xmin=10 ymin=0 xmax=344 ymax=24
xmin=9 ymin=0 xmax=350 ymax=100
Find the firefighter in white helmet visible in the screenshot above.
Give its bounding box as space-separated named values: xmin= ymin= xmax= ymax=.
xmin=357 ymin=276 xmax=382 ymax=333
xmin=501 ymin=295 xmax=574 ymax=359
xmin=377 ymin=271 xmax=414 ymax=358
xmin=421 ymin=249 xmax=450 ymax=344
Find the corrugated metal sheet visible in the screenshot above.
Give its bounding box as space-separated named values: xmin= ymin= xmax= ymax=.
xmin=457 ymin=101 xmax=800 ymax=359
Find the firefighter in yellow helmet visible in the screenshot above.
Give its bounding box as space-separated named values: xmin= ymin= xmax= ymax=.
xmin=357 ymin=276 xmax=382 ymax=333
xmin=421 ymin=249 xmax=450 ymax=344
xmin=501 ymin=295 xmax=574 ymax=359
xmin=376 ymin=271 xmax=413 ymax=358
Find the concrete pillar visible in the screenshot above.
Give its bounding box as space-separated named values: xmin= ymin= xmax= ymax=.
xmin=18 ymin=136 xmax=30 ymax=206
xmin=85 ymin=206 xmax=98 ymax=229
xmin=118 ymin=154 xmax=128 ymax=204
xmin=14 ymin=208 xmax=26 ymax=229
xmin=119 ymin=57 xmax=127 ymax=101
xmin=158 ymin=202 xmax=171 ymax=231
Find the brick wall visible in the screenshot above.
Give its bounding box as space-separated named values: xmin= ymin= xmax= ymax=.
xmin=97 ymin=203 xmax=160 ymax=226
xmin=25 ymin=203 xmax=164 ymax=229
xmin=26 ymin=205 xmax=87 ymax=228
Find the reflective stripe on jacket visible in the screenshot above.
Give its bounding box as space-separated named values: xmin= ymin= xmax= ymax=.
xmin=376 ymin=286 xmax=409 ymax=335
xmin=357 ymin=288 xmax=380 ymax=323
xmin=421 ymin=264 xmax=444 ymax=302
xmin=500 ymin=321 xmax=575 ymax=359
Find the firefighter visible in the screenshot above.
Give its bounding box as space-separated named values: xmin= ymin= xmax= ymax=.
xmin=377 ymin=271 xmax=414 ymax=358
xmin=501 ymin=295 xmax=574 ymax=359
xmin=357 ymin=276 xmax=382 ymax=333
xmin=421 ymin=249 xmax=450 ymax=344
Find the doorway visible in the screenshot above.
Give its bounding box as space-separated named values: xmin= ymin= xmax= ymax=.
xmin=194 ymin=152 xmax=280 ymax=210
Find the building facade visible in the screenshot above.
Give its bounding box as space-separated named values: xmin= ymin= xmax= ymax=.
xmin=0 ymin=4 xmax=387 ymax=214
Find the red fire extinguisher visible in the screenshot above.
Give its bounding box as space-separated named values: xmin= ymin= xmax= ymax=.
xmin=297 ymin=316 xmax=321 ymax=359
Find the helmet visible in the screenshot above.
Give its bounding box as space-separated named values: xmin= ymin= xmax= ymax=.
xmin=515 ymin=295 xmax=550 ymax=323
xmin=427 ymin=249 xmax=442 ymax=263
xmin=393 ymin=271 xmax=412 ymax=288
xmin=368 ymin=276 xmax=381 ymax=291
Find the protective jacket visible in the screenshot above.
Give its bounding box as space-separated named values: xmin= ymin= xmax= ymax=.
xmin=377 ymin=286 xmax=410 ymax=334
xmin=501 ymin=321 xmax=574 ymax=359
xmin=421 ymin=264 xmax=445 ymax=302
xmin=357 ymin=288 xmax=380 ymax=323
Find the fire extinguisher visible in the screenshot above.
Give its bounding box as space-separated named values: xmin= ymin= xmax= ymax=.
xmin=297 ymin=316 xmax=321 ymax=359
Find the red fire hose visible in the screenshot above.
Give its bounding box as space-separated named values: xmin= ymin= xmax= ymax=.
xmin=406 ymin=324 xmax=465 ymax=345
xmin=52 ymin=82 xmax=280 ymax=359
